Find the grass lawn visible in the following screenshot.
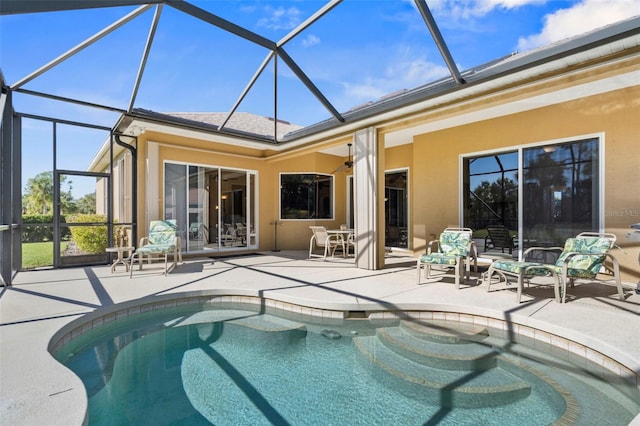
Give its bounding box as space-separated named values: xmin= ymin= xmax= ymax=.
xmin=22 ymin=241 xmax=69 ymax=269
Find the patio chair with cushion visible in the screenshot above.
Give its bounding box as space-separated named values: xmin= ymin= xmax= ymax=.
xmin=130 ymin=219 xmax=181 ymax=277
xmin=484 ymin=224 xmax=517 ymax=254
xmin=486 ymin=232 xmax=624 ymax=303
xmin=309 ymin=226 xmax=344 ymax=260
xmin=417 ymin=227 xmax=478 ymax=289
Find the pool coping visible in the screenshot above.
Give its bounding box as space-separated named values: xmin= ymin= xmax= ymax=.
xmin=48 ymin=290 xmax=640 ymax=425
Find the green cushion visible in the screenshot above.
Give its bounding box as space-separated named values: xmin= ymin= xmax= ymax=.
xmin=491 ymin=236 xmax=613 ymax=279
xmin=420 ymin=253 xmax=459 ymax=266
xmin=137 ymin=244 xmax=175 ymax=255
xmin=438 ymin=231 xmax=471 ymax=257
xmin=147 ymin=220 xmax=177 ymax=246
xmin=553 ymin=237 xmax=612 ymax=277
xmin=492 ymin=260 xmax=551 ymax=276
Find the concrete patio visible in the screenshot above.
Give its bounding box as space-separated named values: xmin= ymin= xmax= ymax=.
xmin=1 ymin=251 xmax=639 ymax=425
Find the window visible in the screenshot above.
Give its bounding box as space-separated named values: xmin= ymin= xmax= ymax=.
xmin=522 ymin=138 xmax=600 ymax=243
xmin=463 ymin=137 xmax=601 ymax=253
xmin=280 ymin=173 xmax=333 ymax=220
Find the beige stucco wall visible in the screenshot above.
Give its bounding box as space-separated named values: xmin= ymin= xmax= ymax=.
xmin=408 ymin=85 xmax=640 ymax=283
xmin=129 ymin=133 xmax=356 ymax=253
xmin=100 ymin=49 xmax=639 ymax=283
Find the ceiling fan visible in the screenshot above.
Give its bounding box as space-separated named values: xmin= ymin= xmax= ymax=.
xmin=332 ymin=143 xmax=353 ymax=173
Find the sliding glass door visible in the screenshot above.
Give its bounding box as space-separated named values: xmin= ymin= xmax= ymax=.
xmin=385 ymin=170 xmax=408 ymax=249
xmin=463 ymin=137 xmax=601 ymax=257
xmin=165 ymin=162 xmax=257 ymax=253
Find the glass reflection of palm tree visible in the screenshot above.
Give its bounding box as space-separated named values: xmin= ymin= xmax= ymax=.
xmin=523 ymin=149 xmax=568 ymax=243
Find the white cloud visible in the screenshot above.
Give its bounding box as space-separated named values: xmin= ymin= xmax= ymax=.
xmin=341 ymin=58 xmax=450 ymax=106
xmin=256 ymin=6 xmax=302 ymax=31
xmin=428 ymin=0 xmax=545 ymax=19
xmin=301 ymin=34 xmax=320 ymax=48
xmin=517 ymin=0 xmax=640 ymax=51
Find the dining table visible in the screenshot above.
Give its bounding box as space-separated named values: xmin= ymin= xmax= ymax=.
xmin=326 ymin=228 xmax=354 ymax=257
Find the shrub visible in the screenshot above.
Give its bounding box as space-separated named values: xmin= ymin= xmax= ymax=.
xmin=22 ymin=215 xmax=71 ymax=242
xmin=66 ymin=214 xmax=108 ymax=254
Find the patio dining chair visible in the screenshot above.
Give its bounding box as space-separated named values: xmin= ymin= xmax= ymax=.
xmin=486 ymin=232 xmax=624 ymax=303
xmin=417 ymin=227 xmax=478 ymax=289
xmin=309 ymin=226 xmax=344 ymax=260
xmin=130 ymin=219 xmax=181 ymax=277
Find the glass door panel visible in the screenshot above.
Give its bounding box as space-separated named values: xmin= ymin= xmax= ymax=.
xmin=385 ymin=171 xmax=408 ymax=249
xmin=164 ymin=163 xmax=187 ymax=252
xmin=522 ymin=138 xmax=599 ymax=250
xmin=57 ymin=172 xmax=109 ymax=267
xmin=220 ymin=169 xmax=247 ymax=249
xmin=187 ymin=166 xmax=206 ymax=251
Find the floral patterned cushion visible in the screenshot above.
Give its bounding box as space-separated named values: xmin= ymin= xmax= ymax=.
xmin=419 ymin=231 xmax=471 ymax=265
xmin=420 ymin=253 xmax=459 ymax=266
xmin=491 ymin=260 xmax=551 ymax=276
xmin=437 ymin=231 xmax=471 ymax=257
xmin=492 ymin=236 xmax=613 ymax=279
xmin=137 ymin=220 xmax=177 ymax=254
xmin=551 ymin=237 xmax=612 ymax=278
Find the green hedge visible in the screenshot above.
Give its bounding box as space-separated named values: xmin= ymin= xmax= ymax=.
xmin=66 ymin=214 xmax=108 ymax=254
xmin=22 ymin=215 xmax=72 ymax=243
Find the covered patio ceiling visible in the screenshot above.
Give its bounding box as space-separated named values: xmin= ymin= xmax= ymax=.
xmin=1 ymin=1 xmax=639 ymax=148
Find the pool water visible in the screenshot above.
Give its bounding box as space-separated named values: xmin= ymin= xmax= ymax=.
xmin=58 ymin=306 xmax=639 ymax=425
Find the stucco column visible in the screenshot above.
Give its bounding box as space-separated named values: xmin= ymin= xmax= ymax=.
xmin=353 ymin=127 xmax=385 ymax=270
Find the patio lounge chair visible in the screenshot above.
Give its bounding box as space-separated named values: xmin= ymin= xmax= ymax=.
xmin=309 ymin=226 xmax=344 ymax=260
xmin=417 ymin=227 xmax=477 ymax=289
xmin=486 ymin=232 xmax=624 ymax=303
xmin=130 ymin=219 xmax=181 ymax=277
xmin=484 ymin=224 xmax=517 ymax=254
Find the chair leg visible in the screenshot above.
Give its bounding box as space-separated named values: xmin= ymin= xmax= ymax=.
xmin=552 ymin=273 xmax=561 ymax=303
xmin=610 ymin=255 xmax=625 ymax=301
xmin=417 ymin=260 xmax=422 ymax=284
xmin=486 ymin=264 xmax=495 ymax=292
xmin=164 ymin=254 xmax=169 ymax=276
xmin=129 ymin=253 xmax=136 ymax=278
xmin=516 ymin=273 xmax=525 ymax=303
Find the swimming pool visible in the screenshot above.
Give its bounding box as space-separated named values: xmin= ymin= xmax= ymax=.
xmin=53 ymin=296 xmax=640 ymax=425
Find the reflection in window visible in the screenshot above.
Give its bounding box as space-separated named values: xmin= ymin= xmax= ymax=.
xmin=463 ymin=137 xmax=601 ymax=252
xmin=280 ymin=174 xmax=333 ymax=220
xmin=464 ymin=151 xmax=518 ymax=232
xmin=385 ymin=171 xmax=408 ymax=248
xmin=523 ymin=138 xmax=599 ymax=243
xmin=165 ymin=162 xmax=257 ymax=252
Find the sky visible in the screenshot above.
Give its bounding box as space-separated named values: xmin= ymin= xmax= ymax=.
xmin=1 ymin=0 xmax=639 ymax=198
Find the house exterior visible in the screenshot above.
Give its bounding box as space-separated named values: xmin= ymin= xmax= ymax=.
xmin=88 ymin=18 xmax=640 ymax=283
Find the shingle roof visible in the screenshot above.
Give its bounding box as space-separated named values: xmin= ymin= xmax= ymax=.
xmin=164 ymin=112 xmax=302 ymax=141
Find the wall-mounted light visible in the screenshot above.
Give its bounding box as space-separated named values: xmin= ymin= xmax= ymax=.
xmin=543 ymin=145 xmax=557 ymax=153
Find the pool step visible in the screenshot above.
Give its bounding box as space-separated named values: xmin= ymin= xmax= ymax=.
xmin=376 ymin=322 xmax=497 ymax=371
xmin=400 ymin=319 xmax=489 ymax=344
xmin=353 ymin=332 xmax=532 ymax=408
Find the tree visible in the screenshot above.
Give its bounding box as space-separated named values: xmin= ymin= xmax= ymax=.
xmin=76 ymin=192 xmax=96 ymax=214
xmin=23 ymin=171 xmax=76 ymax=215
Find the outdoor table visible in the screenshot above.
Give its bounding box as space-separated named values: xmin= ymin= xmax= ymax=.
xmin=327 ymin=229 xmax=354 ymax=257
xmin=106 ymin=246 xmax=135 ymax=273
